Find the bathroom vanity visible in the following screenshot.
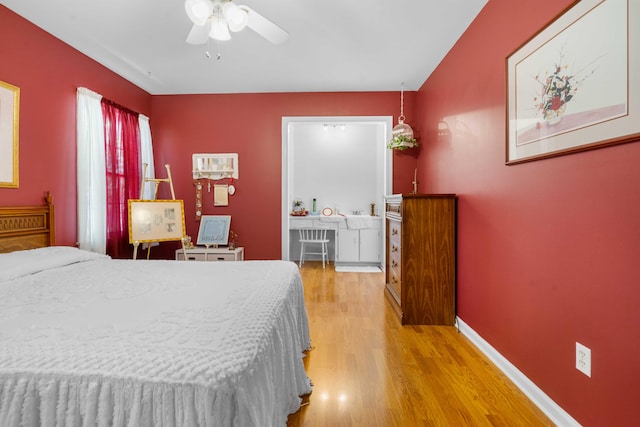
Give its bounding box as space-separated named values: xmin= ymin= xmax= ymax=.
xmin=289 ymin=215 xmax=382 ymax=266
xmin=335 ymin=216 xmax=382 ymax=264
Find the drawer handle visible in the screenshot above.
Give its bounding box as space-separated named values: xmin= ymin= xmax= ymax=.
xmin=391 ymin=228 xmax=398 ymax=235
xmin=391 ymin=245 xmax=398 ymax=252
xmin=391 ymin=259 xmax=397 ymax=267
xmin=391 ymin=276 xmax=398 ymax=284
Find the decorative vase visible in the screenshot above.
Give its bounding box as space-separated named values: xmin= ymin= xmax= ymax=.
xmin=544 ymin=103 xmax=566 ymax=126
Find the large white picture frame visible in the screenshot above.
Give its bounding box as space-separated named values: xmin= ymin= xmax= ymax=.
xmin=506 ymin=0 xmax=640 ymax=164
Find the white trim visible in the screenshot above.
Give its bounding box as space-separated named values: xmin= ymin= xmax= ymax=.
xmin=457 ymin=317 xmax=581 ymax=427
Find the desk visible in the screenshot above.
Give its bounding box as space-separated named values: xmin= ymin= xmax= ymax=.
xmin=289 ymin=215 xmax=382 ymax=265
xmin=176 ymin=247 xmax=244 ymax=261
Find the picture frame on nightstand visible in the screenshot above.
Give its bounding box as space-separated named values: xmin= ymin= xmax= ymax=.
xmin=197 ymin=215 xmax=231 ymax=246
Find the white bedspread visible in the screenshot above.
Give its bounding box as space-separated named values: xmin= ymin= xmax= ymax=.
xmin=0 ymin=247 xmax=312 ymax=427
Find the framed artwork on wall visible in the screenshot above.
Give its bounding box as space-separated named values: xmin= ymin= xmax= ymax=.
xmin=197 ymin=215 xmax=231 ymax=246
xmin=128 ymin=199 xmax=186 ymax=243
xmin=0 ymin=80 xmax=19 ymax=187
xmin=506 ymin=0 xmax=639 ymax=164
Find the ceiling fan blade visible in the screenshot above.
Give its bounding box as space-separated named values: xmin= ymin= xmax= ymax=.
xmin=240 ymin=6 xmax=288 ymax=44
xmin=186 ymin=22 xmax=210 ymax=45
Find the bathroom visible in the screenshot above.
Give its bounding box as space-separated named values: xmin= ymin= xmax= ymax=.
xmin=281 ymin=116 xmax=392 ymax=266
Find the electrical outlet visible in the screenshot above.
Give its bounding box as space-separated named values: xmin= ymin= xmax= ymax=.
xmin=576 ymin=342 xmax=591 ymax=377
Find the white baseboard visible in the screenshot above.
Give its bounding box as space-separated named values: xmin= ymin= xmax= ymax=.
xmin=456 ymin=317 xmax=581 ymax=427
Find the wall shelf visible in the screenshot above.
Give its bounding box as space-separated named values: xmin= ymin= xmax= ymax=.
xmin=192 ymin=153 xmax=239 ymax=180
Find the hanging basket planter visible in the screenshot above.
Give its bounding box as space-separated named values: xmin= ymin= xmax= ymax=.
xmin=388 ymin=83 xmax=418 ymax=150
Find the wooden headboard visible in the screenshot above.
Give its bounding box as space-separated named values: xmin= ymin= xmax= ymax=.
xmin=0 ymin=192 xmax=55 ymax=253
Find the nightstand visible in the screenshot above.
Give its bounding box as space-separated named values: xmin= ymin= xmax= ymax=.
xmin=176 ymin=247 xmax=244 ymax=261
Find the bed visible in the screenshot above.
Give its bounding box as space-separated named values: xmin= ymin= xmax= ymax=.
xmin=0 ymin=194 xmax=312 ymax=426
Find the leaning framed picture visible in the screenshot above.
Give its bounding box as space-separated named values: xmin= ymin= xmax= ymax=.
xmin=197 ymin=215 xmax=231 ymax=246
xmin=506 ymin=0 xmax=640 ymax=164
xmin=128 ymin=199 xmax=186 ymax=243
xmin=0 ymin=80 xmax=19 ymax=187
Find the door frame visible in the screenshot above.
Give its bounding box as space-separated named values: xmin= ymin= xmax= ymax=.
xmin=281 ymin=116 xmax=393 ymax=264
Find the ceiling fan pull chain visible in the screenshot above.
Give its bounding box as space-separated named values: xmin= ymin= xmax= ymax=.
xmin=204 ymin=38 xmax=222 ymax=60
xmin=205 ymin=37 xmax=211 ymax=58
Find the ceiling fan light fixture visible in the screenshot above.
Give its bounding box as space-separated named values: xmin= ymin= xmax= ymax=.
xmin=210 ymin=13 xmax=231 ymax=41
xmin=183 ymin=0 xmax=289 ymax=46
xmin=222 ymin=2 xmax=249 ymax=32
xmin=185 ymin=0 xmax=213 ymax=26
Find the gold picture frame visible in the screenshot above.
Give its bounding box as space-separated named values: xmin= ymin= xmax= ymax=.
xmin=128 ymin=199 xmax=186 ymax=243
xmin=0 ymin=81 xmax=19 ymax=187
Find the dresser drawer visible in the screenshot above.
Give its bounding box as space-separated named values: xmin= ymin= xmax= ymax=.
xmin=186 ymin=253 xmax=235 ymax=261
xmin=388 ymin=238 xmax=401 ymax=260
xmin=389 ymin=251 xmax=401 ymax=273
xmin=388 ymin=220 xmax=401 ymax=239
xmin=176 ymin=247 xmax=244 ymax=261
xmin=388 ymin=265 xmax=402 ymax=299
xmin=385 ymin=195 xmax=402 ymax=217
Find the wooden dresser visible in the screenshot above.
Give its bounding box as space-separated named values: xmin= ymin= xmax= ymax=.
xmin=385 ymin=194 xmax=457 ymax=325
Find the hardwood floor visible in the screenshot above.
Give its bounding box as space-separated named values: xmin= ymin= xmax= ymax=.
xmin=287 ymin=262 xmax=554 ymax=427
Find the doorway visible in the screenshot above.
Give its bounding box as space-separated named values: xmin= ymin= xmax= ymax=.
xmin=281 ymin=116 xmax=392 ymax=263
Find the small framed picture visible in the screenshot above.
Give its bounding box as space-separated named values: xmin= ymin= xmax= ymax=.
xmin=197 ymin=215 xmax=231 ymax=246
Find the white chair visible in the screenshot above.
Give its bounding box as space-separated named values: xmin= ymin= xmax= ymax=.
xmin=298 ymin=228 xmax=330 ymax=268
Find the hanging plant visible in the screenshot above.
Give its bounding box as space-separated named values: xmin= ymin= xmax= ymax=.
xmin=389 ymin=82 xmax=418 ymax=150
xmin=388 ymin=134 xmax=418 ymax=150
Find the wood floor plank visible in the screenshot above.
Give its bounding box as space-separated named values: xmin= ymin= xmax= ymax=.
xmin=288 ymin=262 xmax=554 ymax=427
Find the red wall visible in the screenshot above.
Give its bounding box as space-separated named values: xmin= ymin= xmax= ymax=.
xmin=0 ymin=6 xmax=151 ymax=245
xmin=151 ymin=92 xmax=417 ymax=259
xmin=417 ymin=0 xmax=640 ymax=425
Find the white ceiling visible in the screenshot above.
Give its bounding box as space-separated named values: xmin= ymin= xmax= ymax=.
xmin=2 ymin=0 xmax=487 ymax=95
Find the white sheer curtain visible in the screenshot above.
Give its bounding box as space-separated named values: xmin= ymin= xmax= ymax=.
xmin=138 ymin=114 xmax=159 ymax=251
xmin=138 ymin=114 xmax=156 ymax=200
xmin=76 ymin=87 xmax=107 ymax=254
xmin=77 ymin=89 xmax=156 ymax=254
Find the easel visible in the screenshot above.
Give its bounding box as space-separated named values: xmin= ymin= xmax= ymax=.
xmin=132 ymin=163 xmax=187 ymax=260
xmin=140 ymin=163 xmax=176 ymax=200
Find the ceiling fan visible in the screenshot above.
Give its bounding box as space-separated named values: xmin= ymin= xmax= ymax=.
xmin=184 ymin=0 xmax=288 ymax=45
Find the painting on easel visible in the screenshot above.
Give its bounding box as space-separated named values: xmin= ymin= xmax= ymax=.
xmin=128 ymin=199 xmax=185 ymax=243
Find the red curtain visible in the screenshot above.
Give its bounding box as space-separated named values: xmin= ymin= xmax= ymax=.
xmin=101 ymin=99 xmax=141 ymax=259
